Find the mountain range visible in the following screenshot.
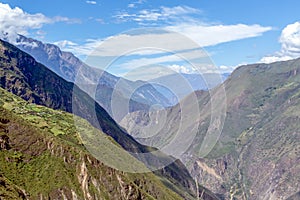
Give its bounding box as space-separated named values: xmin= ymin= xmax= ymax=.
xmin=2 ymin=32 xmax=300 ymax=200
xmin=14 ymin=35 xmax=174 ymax=121
xmin=0 ymin=39 xmax=219 ymax=199
xmin=14 ymin=35 xmax=229 ymax=121
xmin=120 ymin=58 xmax=300 ymax=199
xmin=150 ymin=73 xmax=230 ymax=102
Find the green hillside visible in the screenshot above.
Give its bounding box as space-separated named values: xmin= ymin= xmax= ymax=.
xmin=0 ymin=86 xmax=184 ymax=200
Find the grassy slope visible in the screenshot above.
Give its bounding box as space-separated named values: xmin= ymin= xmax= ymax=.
xmin=0 ymin=87 xmax=184 ymax=200
xmin=0 ymin=39 xmax=219 ymax=199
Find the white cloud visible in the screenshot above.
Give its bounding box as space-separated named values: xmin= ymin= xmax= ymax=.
xmin=54 ymin=40 xmax=78 ymax=48
xmin=55 ymin=23 xmax=271 ymax=76
xmin=74 ymin=5 xmax=271 ymax=60
xmin=166 ymin=23 xmax=272 ymax=47
xmin=53 ymin=16 xmax=81 ymax=24
xmin=168 ymin=64 xmax=195 ymax=74
xmin=51 ymin=4 xmax=271 ymax=75
xmin=280 ymin=22 xmax=300 ymax=55
xmin=86 ymin=1 xmax=97 ymax=5
xmin=260 ymin=55 xmax=293 ymax=63
xmin=218 ymin=64 xmax=245 ymax=73
xmin=127 ymin=0 xmax=146 ymax=9
xmin=114 ymin=6 xmax=201 ymax=23
xmin=136 ymin=0 xmax=146 ymax=4
xmin=117 ymin=64 xmax=197 ymax=81
xmin=55 ymin=32 xmax=199 ymax=57
xmin=54 ymin=22 xmax=271 ymax=76
xmin=54 ymin=39 xmax=103 ymax=56
xmin=0 ymin=3 xmax=50 ymax=41
xmin=219 ymin=65 xmax=229 ymax=70
xmin=91 ymin=32 xmax=200 ymax=56
xmin=0 ymin=3 xmax=78 ymax=42
xmin=161 ymin=6 xmax=200 ymax=16
xmin=54 ymin=24 xmax=271 ymax=76
xmin=57 ymin=22 xmax=271 ymax=58
xmin=261 ymin=22 xmax=300 ymax=63
xmin=16 ymin=40 xmax=39 ymax=48
xmin=117 ymin=54 xmax=189 ymax=70
xmin=115 ymin=49 xmax=208 ymax=71
xmin=128 ymin=4 xmax=135 ymax=8
xmin=117 ymin=62 xmax=227 ymax=81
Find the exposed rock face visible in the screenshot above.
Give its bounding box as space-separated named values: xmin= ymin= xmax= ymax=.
xmin=121 ymin=59 xmax=300 ymax=199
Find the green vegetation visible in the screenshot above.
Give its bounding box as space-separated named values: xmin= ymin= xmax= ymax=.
xmin=0 ymin=87 xmax=185 ymax=200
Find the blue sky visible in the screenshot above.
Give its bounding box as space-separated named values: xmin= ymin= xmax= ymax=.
xmin=1 ymin=0 xmax=300 ymax=80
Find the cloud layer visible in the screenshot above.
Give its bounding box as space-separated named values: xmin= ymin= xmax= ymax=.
xmin=54 ymin=14 xmax=271 ymax=79
xmin=0 ymin=3 xmax=77 ymax=42
xmin=166 ymin=23 xmax=272 ymax=47
xmin=114 ymin=6 xmax=201 ymax=24
xmin=56 ymin=22 xmax=271 ymax=58
xmin=261 ymin=21 xmax=300 ymax=63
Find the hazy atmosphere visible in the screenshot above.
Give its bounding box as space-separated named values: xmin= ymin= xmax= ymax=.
xmin=0 ymin=1 xmax=299 ymax=200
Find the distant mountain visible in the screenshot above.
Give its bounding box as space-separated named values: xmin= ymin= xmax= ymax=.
xmin=150 ymin=73 xmax=230 ymax=102
xmin=13 ymin=35 xmax=230 ymax=120
xmin=121 ymin=59 xmax=300 ymax=199
xmin=0 ymin=39 xmax=219 ymax=200
xmin=14 ymin=35 xmax=173 ymax=121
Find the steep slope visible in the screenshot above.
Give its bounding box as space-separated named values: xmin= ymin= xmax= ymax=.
xmin=0 ymin=87 xmax=184 ymax=200
xmin=15 ymin=35 xmax=172 ymax=119
xmin=187 ymin=60 xmax=300 ymax=200
xmin=121 ymin=59 xmax=300 ymax=199
xmin=0 ymin=39 xmax=219 ymax=199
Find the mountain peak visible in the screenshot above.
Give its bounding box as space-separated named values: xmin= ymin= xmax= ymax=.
xmin=0 ymin=38 xmax=220 ymax=200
